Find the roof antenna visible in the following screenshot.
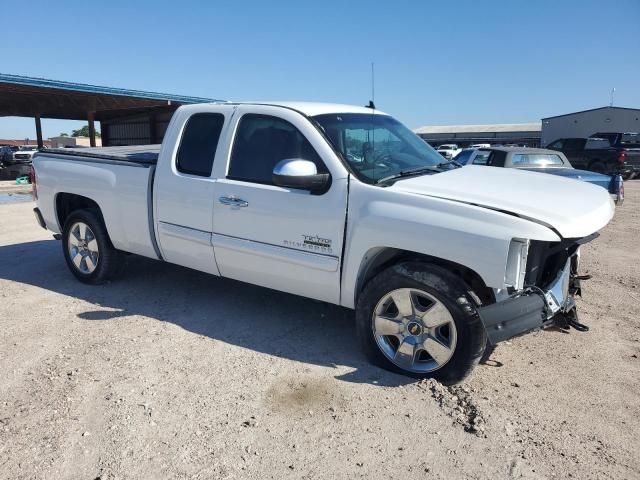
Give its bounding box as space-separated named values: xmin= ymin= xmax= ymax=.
xmin=366 ymin=62 xmax=376 ymax=109
xmin=610 ymin=87 xmax=616 ymax=107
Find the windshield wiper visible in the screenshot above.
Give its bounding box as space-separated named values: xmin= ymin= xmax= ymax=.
xmin=376 ymin=166 xmax=442 ymax=184
xmin=436 ymin=159 xmax=462 ymax=169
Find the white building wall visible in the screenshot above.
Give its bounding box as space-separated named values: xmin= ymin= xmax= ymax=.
xmin=49 ymin=136 xmax=76 ymax=148
xmin=49 ymin=136 xmax=102 ymax=148
xmin=541 ymin=107 xmax=640 ymax=146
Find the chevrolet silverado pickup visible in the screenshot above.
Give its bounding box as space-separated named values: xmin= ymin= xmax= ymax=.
xmin=31 ymin=102 xmax=615 ymax=383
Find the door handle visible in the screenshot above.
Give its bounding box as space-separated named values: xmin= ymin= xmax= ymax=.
xmin=219 ymin=196 xmax=249 ymax=208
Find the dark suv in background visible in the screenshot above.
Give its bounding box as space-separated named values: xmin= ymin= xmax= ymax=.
xmin=546 ymin=132 xmax=640 ymax=179
xmin=0 ymin=145 xmax=17 ymax=166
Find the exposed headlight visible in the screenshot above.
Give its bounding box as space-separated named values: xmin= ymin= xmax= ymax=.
xmin=505 ymin=238 xmax=529 ymax=290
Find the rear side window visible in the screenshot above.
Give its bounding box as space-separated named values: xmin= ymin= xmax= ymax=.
xmin=228 ymin=114 xmax=324 ymax=184
xmin=176 ymin=113 xmax=225 ymax=177
xmin=585 ymin=138 xmax=612 ymax=149
xmin=562 ymin=138 xmax=586 ymax=150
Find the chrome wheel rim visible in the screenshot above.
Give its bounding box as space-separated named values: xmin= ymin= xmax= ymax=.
xmin=372 ymin=288 xmax=457 ymax=373
xmin=68 ymin=222 xmax=99 ymax=274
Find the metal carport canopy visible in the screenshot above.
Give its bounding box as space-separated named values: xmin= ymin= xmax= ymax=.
xmin=0 ymin=73 xmax=221 ymax=146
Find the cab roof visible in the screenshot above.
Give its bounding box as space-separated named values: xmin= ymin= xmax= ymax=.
xmin=205 ymin=101 xmax=389 ymax=117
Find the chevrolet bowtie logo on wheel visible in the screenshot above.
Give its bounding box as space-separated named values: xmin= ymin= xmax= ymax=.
xmin=408 ymin=322 xmax=422 ymax=336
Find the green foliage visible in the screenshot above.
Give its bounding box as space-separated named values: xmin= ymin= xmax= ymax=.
xmin=71 ymin=125 xmax=101 ymax=137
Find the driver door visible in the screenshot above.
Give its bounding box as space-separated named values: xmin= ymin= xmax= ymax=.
xmin=211 ymin=105 xmax=348 ymax=304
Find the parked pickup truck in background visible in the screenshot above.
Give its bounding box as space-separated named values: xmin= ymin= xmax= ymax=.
xmin=32 ymin=102 xmax=615 ymax=383
xmin=436 ymin=144 xmax=461 ymax=159
xmin=454 ymin=147 xmax=624 ymax=205
xmin=591 ymin=132 xmax=640 ymax=149
xmin=546 ymin=135 xmax=640 ymax=179
xmin=2 ymin=145 xmax=36 ymax=179
xmin=10 ymin=145 xmax=39 ymax=165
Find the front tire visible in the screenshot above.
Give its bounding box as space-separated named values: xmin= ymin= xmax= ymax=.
xmin=62 ymin=209 xmax=124 ymax=284
xmin=356 ymin=262 xmax=487 ymax=384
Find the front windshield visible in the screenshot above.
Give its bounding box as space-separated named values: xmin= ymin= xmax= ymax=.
xmin=453 ymin=149 xmax=473 ymax=165
xmin=313 ymin=113 xmax=446 ymax=184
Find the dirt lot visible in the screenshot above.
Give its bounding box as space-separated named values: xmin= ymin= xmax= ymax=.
xmin=1 ymin=184 xmax=639 ymax=480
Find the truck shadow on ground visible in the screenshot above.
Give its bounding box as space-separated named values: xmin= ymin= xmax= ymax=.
xmin=1 ymin=239 xmax=431 ymax=386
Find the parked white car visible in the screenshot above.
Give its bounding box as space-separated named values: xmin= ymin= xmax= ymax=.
xmin=436 ymin=143 xmax=461 ymax=159
xmin=469 ymin=143 xmax=490 ymax=148
xmin=32 ymin=102 xmax=614 ymax=383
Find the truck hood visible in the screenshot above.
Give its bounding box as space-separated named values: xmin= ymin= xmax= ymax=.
xmin=389 ymin=165 xmax=614 ymax=238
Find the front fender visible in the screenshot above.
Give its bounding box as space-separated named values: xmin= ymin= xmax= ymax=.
xmin=340 ymin=181 xmax=560 ymax=309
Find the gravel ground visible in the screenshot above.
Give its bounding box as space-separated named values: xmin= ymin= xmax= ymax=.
xmin=0 ymin=184 xmax=639 ymax=480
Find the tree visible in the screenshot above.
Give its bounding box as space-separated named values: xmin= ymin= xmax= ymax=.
xmin=59 ymin=133 xmax=69 ymax=137
xmin=72 ymin=125 xmax=101 ymax=137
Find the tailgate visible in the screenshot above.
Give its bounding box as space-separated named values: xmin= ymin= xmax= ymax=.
xmin=624 ymin=149 xmax=640 ymax=169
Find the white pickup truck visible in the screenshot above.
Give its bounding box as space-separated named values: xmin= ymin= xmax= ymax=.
xmin=32 ymin=102 xmax=614 ymax=383
xmin=436 ymin=144 xmax=461 ymax=160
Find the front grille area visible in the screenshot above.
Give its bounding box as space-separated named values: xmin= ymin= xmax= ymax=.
xmin=14 ymin=154 xmax=31 ymax=160
xmin=524 ymin=239 xmax=582 ymax=290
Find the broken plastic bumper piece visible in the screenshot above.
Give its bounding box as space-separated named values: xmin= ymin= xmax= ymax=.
xmin=477 ymin=258 xmax=587 ymax=344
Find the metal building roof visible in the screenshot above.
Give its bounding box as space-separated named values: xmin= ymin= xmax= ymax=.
xmin=0 ymin=73 xmax=225 ymax=121
xmin=0 ymin=73 xmax=219 ymax=104
xmin=414 ymin=122 xmax=541 ymax=135
xmin=542 ymin=106 xmax=640 ymax=121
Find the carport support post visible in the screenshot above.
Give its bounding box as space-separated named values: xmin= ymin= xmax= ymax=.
xmin=88 ymin=111 xmax=96 ymax=147
xmin=35 ymin=115 xmax=43 ymax=149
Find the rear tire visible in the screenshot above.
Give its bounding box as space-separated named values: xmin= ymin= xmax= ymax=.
xmin=356 ymin=262 xmax=487 ymax=385
xmin=62 ymin=209 xmax=125 ymax=284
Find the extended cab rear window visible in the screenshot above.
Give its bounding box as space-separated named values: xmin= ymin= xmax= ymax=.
xmin=585 ymin=138 xmax=611 ymax=149
xmin=228 ymin=114 xmax=324 ymax=184
xmin=176 ymin=113 xmax=225 ymax=177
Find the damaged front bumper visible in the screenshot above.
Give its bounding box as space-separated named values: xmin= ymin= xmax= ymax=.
xmin=477 ymin=254 xmax=586 ymax=345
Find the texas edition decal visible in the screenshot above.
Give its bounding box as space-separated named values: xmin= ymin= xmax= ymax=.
xmin=283 ymin=234 xmax=333 ymax=254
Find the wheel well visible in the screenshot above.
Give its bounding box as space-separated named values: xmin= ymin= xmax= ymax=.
xmin=55 ymin=193 xmax=102 ymax=229
xmin=355 ymin=248 xmax=495 ymax=306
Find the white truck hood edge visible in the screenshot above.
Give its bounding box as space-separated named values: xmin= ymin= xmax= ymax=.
xmin=389 ymin=165 xmax=614 ymax=239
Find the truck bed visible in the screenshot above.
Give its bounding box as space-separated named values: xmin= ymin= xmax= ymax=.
xmin=40 ymin=145 xmax=161 ymax=166
xmin=33 ymin=146 xmax=161 ymax=260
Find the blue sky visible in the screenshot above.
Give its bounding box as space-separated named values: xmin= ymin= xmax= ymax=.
xmin=1 ymin=0 xmax=639 ymax=139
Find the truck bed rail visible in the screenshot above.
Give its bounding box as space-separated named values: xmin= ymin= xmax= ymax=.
xmin=35 ymin=145 xmax=161 ymax=167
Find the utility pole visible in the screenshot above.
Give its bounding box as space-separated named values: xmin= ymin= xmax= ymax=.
xmin=610 ymin=87 xmax=616 ymax=107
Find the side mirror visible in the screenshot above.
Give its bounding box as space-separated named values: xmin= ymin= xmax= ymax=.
xmin=272 ymin=159 xmax=330 ymax=194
